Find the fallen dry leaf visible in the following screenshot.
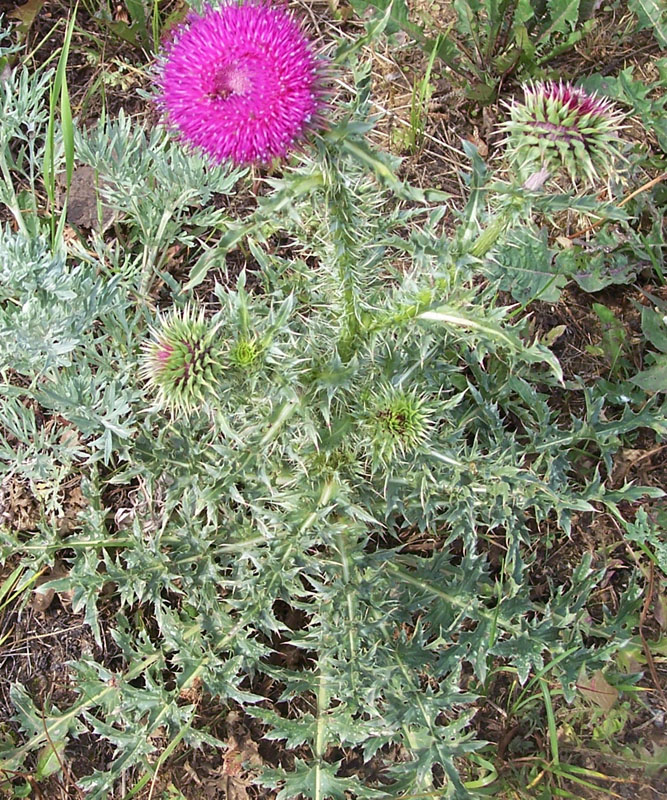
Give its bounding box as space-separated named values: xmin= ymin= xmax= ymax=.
xmin=578 ymin=668 xmax=618 ymax=713
xmin=9 ymin=0 xmax=46 ymax=37
xmin=470 ymin=126 xmax=488 ymax=158
xmin=30 ymin=586 xmax=55 ymax=613
xmin=30 ymin=559 xmax=73 ymax=612
xmin=178 ymin=675 xmax=203 ymax=704
xmin=57 ymin=165 xmax=115 ymax=231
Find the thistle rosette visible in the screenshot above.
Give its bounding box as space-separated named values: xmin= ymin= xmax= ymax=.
xmin=155 ymin=1 xmax=327 ymax=165
xmin=141 ymin=306 xmax=222 ymax=414
xmin=363 ymin=386 xmax=433 ymax=466
xmin=501 ymin=81 xmax=626 ymax=187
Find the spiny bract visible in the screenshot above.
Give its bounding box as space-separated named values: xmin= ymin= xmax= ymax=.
xmin=364 ymin=386 xmax=433 ymax=465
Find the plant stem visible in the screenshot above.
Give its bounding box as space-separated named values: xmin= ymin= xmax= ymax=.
xmin=0 ymin=156 xmax=28 ymax=236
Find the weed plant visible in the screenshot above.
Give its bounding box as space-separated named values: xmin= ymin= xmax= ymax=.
xmin=0 ymin=10 xmax=665 ymax=800
xmin=350 ymin=0 xmax=667 ymax=105
xmin=350 ymin=0 xmax=599 ymax=104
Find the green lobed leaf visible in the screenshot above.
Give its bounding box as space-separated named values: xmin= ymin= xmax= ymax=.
xmin=489 ymin=226 xmax=567 ymax=304
xmin=537 ymin=0 xmax=581 ymax=42
xmin=631 ymin=353 xmax=667 ymax=392
xmin=629 ymin=0 xmax=667 ymax=47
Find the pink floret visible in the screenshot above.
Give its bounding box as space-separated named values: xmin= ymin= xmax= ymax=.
xmin=527 ymin=81 xmax=612 ymax=119
xmin=156 ymin=1 xmax=325 ymax=165
xmin=155 ymin=344 xmax=174 ymax=366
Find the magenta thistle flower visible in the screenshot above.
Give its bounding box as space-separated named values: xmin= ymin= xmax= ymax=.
xmin=155 ymin=1 xmax=326 ymax=165
xmin=501 ymin=81 xmax=626 ymax=187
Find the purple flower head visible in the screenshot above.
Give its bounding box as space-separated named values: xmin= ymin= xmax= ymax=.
xmin=156 ymin=1 xmax=326 ymax=165
xmin=500 ymin=80 xmax=626 ymax=187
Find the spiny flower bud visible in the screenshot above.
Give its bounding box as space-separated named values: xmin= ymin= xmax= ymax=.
xmin=500 ymin=81 xmax=626 ymax=187
xmin=229 ymin=336 xmax=262 ymax=371
xmin=365 ymin=386 xmax=433 ymax=465
xmin=141 ymin=305 xmax=222 ymax=414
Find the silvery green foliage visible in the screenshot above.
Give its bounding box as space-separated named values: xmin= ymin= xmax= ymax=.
xmin=0 ymin=62 xmax=661 ymax=800
xmin=0 ymin=228 xmax=120 ymax=375
xmin=0 ymin=64 xmax=51 ymax=154
xmin=0 ymin=43 xmax=52 ymax=234
xmin=74 ymin=112 xmax=246 ymax=288
xmin=74 ymin=111 xmax=246 ymax=238
xmin=0 ymin=53 xmax=50 ymax=163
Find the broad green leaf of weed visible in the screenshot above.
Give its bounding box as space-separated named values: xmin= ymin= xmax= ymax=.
xmin=581 ymin=67 xmax=667 ymax=151
xmin=348 ymin=0 xmax=412 ymax=35
xmin=559 ymin=246 xmax=637 ymax=293
xmin=628 ymin=0 xmax=667 ymax=48
xmin=465 ymin=80 xmax=498 ymax=104
xmin=333 ymin=3 xmax=398 ymax=63
xmin=8 ymin=0 xmax=46 ymax=38
xmin=592 ymin=303 xmax=628 ymax=375
xmin=537 ymin=0 xmax=581 ymax=43
xmin=631 ymin=353 xmax=667 ymax=392
xmin=346 ymin=0 xmax=461 ymax=72
xmin=641 ymin=306 xmax=667 ymax=353
xmin=490 ymin=226 xmax=566 ymax=304
xmin=160 ymin=3 xmax=190 ymax=39
xmin=453 ymin=0 xmax=481 ymax=45
xmin=514 ymin=0 xmax=537 ymax=25
xmin=125 ymin=0 xmax=149 ymax=44
xmin=35 ymin=740 xmax=66 ymax=780
xmin=96 ymin=18 xmax=143 ymax=48
xmin=638 ymin=743 xmax=667 ymax=777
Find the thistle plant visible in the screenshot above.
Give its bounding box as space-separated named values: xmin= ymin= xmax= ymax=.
xmin=155 ymin=0 xmax=327 ymax=164
xmin=501 ymin=80 xmax=626 ymax=187
xmin=0 ymin=14 xmax=663 ymax=800
xmin=140 ymin=305 xmax=223 ymax=413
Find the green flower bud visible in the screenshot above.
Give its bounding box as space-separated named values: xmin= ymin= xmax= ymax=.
xmin=364 ymin=386 xmax=433 ymax=465
xmin=140 ymin=305 xmax=223 ymax=414
xmin=229 ymin=337 xmax=262 ymax=371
